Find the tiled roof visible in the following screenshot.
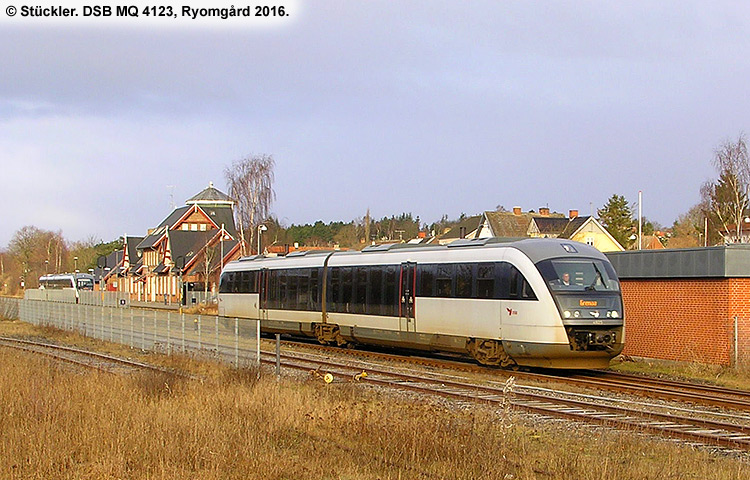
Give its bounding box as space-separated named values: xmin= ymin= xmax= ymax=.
xmin=484 ymin=211 xmax=534 ymax=237
xmin=186 ymin=183 xmax=235 ymax=205
xmin=441 ymin=215 xmax=482 ymax=240
xmin=533 ymin=217 xmax=572 ymax=235
xmin=558 ymin=216 xmax=589 ymax=239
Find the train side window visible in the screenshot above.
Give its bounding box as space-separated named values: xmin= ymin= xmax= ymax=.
xmin=476 ymin=263 xmax=494 ymax=299
xmin=509 ymin=266 xmax=519 ymax=298
xmin=508 ymin=265 xmax=537 ymax=300
xmin=436 ymin=264 xmax=453 ymax=298
xmin=329 ymin=267 xmax=340 ymax=313
xmin=240 ymin=272 xmax=251 ymax=293
xmin=368 ymin=266 xmax=383 ymax=315
xmin=384 ymin=265 xmax=398 ymax=317
xmin=287 ymin=269 xmax=299 ymax=310
xmin=455 ymin=263 xmax=472 ymax=298
xmin=419 ymin=264 xmax=435 ymax=297
xmin=352 ymin=267 xmax=368 ymax=314
xmin=279 ymin=270 xmax=288 ymax=309
xmin=521 ymin=277 xmax=537 ymax=300
xmin=219 ymin=272 xmax=232 ymax=293
xmin=309 ymin=268 xmax=319 ymax=310
xmin=298 ymin=270 xmax=310 ymax=310
xmin=248 ymin=271 xmax=258 ymax=294
xmin=268 ymin=270 xmax=279 ymax=309
xmin=340 ymin=267 xmax=353 ymax=313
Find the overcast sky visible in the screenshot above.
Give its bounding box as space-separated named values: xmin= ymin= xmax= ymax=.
xmin=2 ymin=1 xmax=748 ymax=248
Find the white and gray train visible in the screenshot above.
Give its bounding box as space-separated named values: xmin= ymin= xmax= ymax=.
xmin=218 ymin=238 xmax=624 ymax=369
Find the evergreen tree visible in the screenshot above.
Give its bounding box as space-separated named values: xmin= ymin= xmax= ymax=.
xmin=597 ymin=194 xmax=635 ymax=249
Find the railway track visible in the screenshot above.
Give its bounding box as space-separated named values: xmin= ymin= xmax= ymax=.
xmin=272 ymin=338 xmax=750 ymax=413
xmin=6 ymin=329 xmax=750 ymax=453
xmin=259 ymin=347 xmax=750 ymax=453
xmin=0 ymin=336 xmax=190 ymax=377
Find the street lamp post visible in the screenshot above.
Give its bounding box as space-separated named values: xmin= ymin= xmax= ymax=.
xmin=175 ymin=255 xmax=185 ymax=314
xmin=74 ymin=256 xmax=78 ymax=273
xmin=258 ymin=224 xmax=267 ymax=255
xmin=44 ymin=260 xmax=49 ymax=275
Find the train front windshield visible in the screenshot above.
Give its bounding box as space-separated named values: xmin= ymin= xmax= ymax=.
xmin=536 ymin=258 xmax=620 ymax=293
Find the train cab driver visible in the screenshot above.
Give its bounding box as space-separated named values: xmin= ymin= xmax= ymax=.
xmin=551 ymin=272 xmax=571 ymax=287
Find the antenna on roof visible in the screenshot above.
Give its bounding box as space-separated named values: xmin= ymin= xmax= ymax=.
xmin=166 ymin=185 xmax=175 ymax=210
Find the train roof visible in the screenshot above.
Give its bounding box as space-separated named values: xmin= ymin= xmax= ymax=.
xmin=39 ymin=272 xmax=95 ymax=280
xmin=222 ymin=238 xmax=608 ymax=272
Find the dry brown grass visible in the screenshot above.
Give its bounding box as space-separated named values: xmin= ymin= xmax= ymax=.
xmin=0 ymin=345 xmax=748 ymax=480
xmin=2 ymin=319 xmax=750 ymax=478
xmin=611 ymin=355 xmax=750 ymax=390
xmin=182 ymin=304 xmax=219 ymax=315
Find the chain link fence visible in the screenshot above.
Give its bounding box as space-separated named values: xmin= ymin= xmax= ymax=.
xmin=3 ymin=294 xmax=259 ymax=367
xmin=0 ymin=296 xmax=20 ymax=320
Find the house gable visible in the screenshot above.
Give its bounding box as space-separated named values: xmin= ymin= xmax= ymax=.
xmin=564 ymin=216 xmax=624 ymax=252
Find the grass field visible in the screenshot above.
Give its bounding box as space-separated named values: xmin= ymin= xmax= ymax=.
xmin=1 ymin=318 xmax=749 ymax=479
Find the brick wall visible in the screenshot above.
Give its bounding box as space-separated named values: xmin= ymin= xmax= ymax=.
xmin=621 ymin=279 xmax=750 ymax=366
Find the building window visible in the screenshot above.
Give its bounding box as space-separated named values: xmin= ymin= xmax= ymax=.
xmin=191 ymin=224 xmax=198 ymax=231
xmin=586 ymin=237 xmax=595 ymax=246
xmin=200 ymin=224 xmax=207 ymax=231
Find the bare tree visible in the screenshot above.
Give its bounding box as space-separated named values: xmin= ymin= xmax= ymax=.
xmin=201 ymin=243 xmax=219 ymax=297
xmin=701 ymin=134 xmax=750 ymax=243
xmin=224 ymin=154 xmax=276 ymax=256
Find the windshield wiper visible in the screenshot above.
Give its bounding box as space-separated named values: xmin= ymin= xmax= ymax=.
xmin=586 ymin=264 xmax=608 ymax=291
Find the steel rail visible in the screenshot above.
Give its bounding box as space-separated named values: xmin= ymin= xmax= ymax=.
xmin=259 ymin=350 xmax=750 ymax=452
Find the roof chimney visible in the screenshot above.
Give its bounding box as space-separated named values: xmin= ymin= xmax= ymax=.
xmin=539 ymin=207 xmax=550 ymax=216
xmin=513 ymin=206 xmax=522 ymax=215
xmin=569 ymin=209 xmax=579 ymax=219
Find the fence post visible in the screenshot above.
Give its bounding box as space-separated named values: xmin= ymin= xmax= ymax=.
xmin=257 ymin=318 xmax=261 ymax=368
xmin=197 ymin=314 xmax=202 ymax=351
xmin=181 ymin=313 xmax=186 ymax=353
xmin=154 ymin=310 xmax=157 ymax=349
xmin=735 ymin=316 xmax=739 ymax=368
xmin=215 ymin=315 xmax=219 ymax=355
xmin=142 ymin=313 xmax=145 ymax=350
xmin=276 ymin=333 xmax=281 ymax=378
xmin=234 ymin=317 xmax=239 ymax=367
xmin=167 ymin=311 xmax=172 ymax=356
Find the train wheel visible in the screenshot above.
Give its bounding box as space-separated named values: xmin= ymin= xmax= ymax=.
xmin=313 ymin=323 xmax=347 ymax=347
xmin=468 ymin=339 xmax=516 ymax=368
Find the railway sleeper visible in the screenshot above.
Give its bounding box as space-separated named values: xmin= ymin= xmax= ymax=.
xmin=467 ymin=338 xmax=516 ymax=368
xmin=313 ymin=323 xmax=347 ymax=347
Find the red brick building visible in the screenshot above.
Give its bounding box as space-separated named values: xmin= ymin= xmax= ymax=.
xmin=607 ymin=246 xmax=750 ymax=366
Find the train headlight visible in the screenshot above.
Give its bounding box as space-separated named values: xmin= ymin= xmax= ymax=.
xmin=573 ymin=310 xmax=580 ymax=318
xmin=564 ymin=310 xmax=571 ymax=318
xmin=611 ymin=311 xmax=619 ymax=318
xmin=606 ymin=311 xmax=612 ymax=318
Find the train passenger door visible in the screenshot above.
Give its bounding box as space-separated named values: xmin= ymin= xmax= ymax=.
xmin=399 ymin=262 xmax=416 ymax=332
xmin=258 ymin=268 xmax=269 ymax=323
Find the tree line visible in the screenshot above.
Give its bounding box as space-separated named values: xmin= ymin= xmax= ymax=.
xmin=4 ymin=137 xmax=749 ymax=296
xmin=597 ymin=134 xmax=750 ymax=249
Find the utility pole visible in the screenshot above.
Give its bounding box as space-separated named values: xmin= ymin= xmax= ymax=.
xmin=638 ymin=190 xmax=642 ymax=250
